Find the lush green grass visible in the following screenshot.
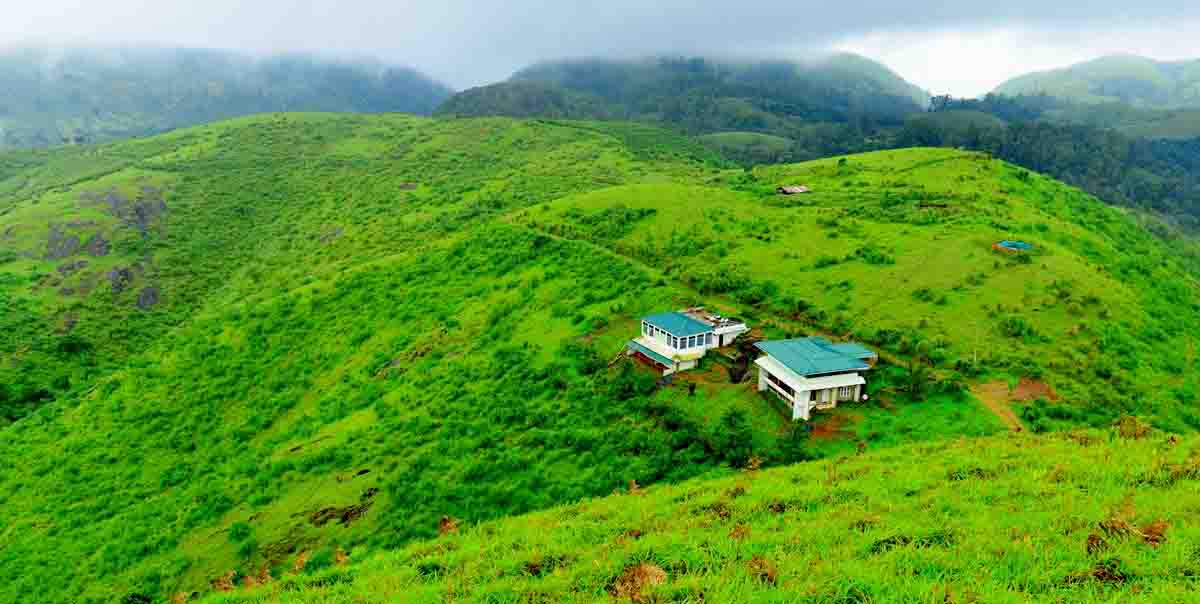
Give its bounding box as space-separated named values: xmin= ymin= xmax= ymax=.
xmin=208 ymin=426 xmax=1200 ymax=603
xmin=513 ymin=148 xmax=1200 ymax=430
xmin=0 ymin=114 xmax=798 ymax=604
xmin=1 ymin=116 xmax=1198 ymax=604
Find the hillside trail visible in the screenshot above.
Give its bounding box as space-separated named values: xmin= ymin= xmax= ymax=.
xmin=971 ymin=381 xmax=1025 ymax=432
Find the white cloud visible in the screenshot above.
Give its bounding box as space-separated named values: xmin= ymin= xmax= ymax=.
xmin=838 ymin=20 xmax=1200 ymax=97
xmin=1 ymin=1 xmax=1199 ymax=91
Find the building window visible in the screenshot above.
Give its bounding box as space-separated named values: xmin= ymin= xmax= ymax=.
xmin=766 ymin=372 xmax=795 ymax=397
xmin=707 ymin=333 xmax=714 ymax=346
xmin=672 ymin=336 xmax=679 ymax=349
xmin=839 ymin=386 xmax=855 ymax=399
xmin=688 ymin=336 xmax=697 ymax=348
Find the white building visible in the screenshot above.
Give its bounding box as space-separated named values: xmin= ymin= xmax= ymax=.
xmin=754 ymin=337 xmax=877 ymax=421
xmin=626 ymin=309 xmax=748 ymax=375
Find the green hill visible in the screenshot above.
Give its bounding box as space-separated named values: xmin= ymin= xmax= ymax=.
xmin=0 ymin=46 xmax=453 ymax=149
xmin=995 ymin=54 xmax=1200 ymax=108
xmin=209 ymin=427 xmax=1200 ymax=604
xmin=437 ymin=55 xmax=929 ymax=162
xmin=1 ymin=115 xmax=1199 ymax=603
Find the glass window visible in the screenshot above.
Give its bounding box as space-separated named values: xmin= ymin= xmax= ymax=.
xmin=687 ymin=336 xmax=696 ymax=348
xmin=707 ymin=333 xmax=714 ymax=346
xmin=673 ymin=336 xmax=679 ymax=349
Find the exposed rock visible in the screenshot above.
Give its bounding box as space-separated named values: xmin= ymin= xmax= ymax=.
xmin=319 ymin=227 xmax=344 ymax=244
xmin=45 ymin=224 xmax=81 ymax=260
xmin=106 ymin=267 xmax=135 ymax=295
xmin=137 ymin=287 xmax=160 ymax=310
xmin=58 ymin=313 xmax=78 ymax=334
xmin=130 ymin=198 xmax=168 ymax=233
xmin=57 ymin=260 xmax=89 ymax=276
xmin=84 ymin=234 xmax=110 ymax=257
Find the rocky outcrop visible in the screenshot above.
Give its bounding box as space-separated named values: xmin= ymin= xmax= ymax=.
xmin=45 ymin=224 xmax=81 ymax=260
xmin=137 ymin=287 xmax=160 ymax=310
xmin=84 ymin=234 xmax=110 ymax=257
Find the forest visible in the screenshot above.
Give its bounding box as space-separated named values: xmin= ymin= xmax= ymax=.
xmin=905 ymin=95 xmax=1200 ymax=227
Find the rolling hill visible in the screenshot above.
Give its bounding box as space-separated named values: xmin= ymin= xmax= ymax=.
xmin=995 ymin=54 xmax=1200 ymax=108
xmin=209 ymin=427 xmax=1200 ymax=603
xmin=0 ymin=45 xmax=453 ymax=149
xmin=1 ymin=114 xmax=1199 ymax=603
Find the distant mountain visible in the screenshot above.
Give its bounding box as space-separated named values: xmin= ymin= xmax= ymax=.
xmin=437 ymin=55 xmax=928 ymax=162
xmin=995 ymin=54 xmax=1200 ymax=108
xmin=0 ymin=45 xmax=454 ymax=148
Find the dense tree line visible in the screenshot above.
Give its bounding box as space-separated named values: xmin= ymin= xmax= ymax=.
xmin=901 ymin=96 xmax=1200 ymax=226
xmin=0 ymin=45 xmax=453 ymax=148
xmin=439 ymin=55 xmax=927 ymax=163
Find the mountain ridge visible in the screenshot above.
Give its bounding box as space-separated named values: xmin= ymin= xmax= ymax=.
xmin=995 ymin=54 xmax=1200 ymax=108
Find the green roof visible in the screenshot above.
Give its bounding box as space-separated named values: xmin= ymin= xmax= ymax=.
xmin=642 ymin=312 xmax=711 ymax=337
xmin=754 ymin=337 xmax=873 ymax=378
xmin=626 ymin=340 xmax=673 ymax=367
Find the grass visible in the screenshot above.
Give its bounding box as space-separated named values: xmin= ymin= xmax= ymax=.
xmin=207 ymin=426 xmax=1200 ymax=603
xmin=512 ymin=149 xmax=1200 ymax=431
xmin=0 ymin=115 xmax=1198 ymax=603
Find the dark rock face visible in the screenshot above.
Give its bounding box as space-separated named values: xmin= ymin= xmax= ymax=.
xmin=83 ymin=187 xmax=170 ymax=234
xmin=106 ymin=267 xmax=135 ymax=295
xmin=130 ymin=198 xmax=167 ymax=234
xmin=57 ymin=260 xmax=89 ymax=276
xmin=84 ymin=234 xmax=110 ymax=257
xmin=136 ymin=287 xmax=160 ymax=310
xmin=45 ymin=224 xmax=81 ymax=260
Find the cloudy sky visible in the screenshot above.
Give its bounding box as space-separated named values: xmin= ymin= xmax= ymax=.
xmin=3 ymin=1 xmax=1199 ymax=96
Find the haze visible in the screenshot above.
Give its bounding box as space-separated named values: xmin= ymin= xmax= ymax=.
xmin=4 ymin=1 xmax=1200 ymax=96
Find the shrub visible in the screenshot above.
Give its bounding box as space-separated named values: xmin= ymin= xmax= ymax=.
xmin=228 ymin=521 xmax=253 ymax=543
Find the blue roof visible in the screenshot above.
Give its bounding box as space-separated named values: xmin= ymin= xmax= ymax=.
xmin=755 ymin=337 xmax=874 ymax=377
xmin=997 ymin=240 xmax=1033 ymax=251
xmin=627 ymin=340 xmax=673 ymax=367
xmin=643 ymin=312 xmax=712 ymax=337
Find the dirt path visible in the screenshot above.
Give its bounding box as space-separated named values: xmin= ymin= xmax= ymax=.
xmin=971 ymin=381 xmax=1026 ymax=432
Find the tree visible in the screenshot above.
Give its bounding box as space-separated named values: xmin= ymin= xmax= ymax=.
xmin=904 ymin=357 xmax=932 ymax=399
xmin=715 ymin=408 xmax=754 ymax=467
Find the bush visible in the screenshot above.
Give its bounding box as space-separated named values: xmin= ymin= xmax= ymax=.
xmin=714 ymin=408 xmax=754 ymax=467
xmin=228 ymin=521 xmax=253 ymax=543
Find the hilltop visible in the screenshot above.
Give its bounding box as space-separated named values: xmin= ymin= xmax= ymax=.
xmin=438 ymin=55 xmax=929 ymax=163
xmin=0 ymin=45 xmax=453 ymax=149
xmin=995 ymin=54 xmax=1200 ymax=108
xmin=209 ymin=427 xmax=1200 ymax=603
xmin=0 ymin=115 xmax=1198 ymax=602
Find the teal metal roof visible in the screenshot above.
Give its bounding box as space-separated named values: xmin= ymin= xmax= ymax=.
xmin=643 ymin=312 xmax=711 ymax=337
xmin=627 ymin=340 xmax=673 ymax=367
xmin=754 ymin=337 xmax=873 ymax=378
xmin=829 ymin=342 xmax=879 ymax=361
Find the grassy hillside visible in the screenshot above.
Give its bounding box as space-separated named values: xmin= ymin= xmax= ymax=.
xmin=0 ymin=45 xmax=453 ymax=149
xmin=514 ymin=148 xmax=1200 ymax=430
xmin=1 ymin=115 xmax=1199 ymax=603
xmin=996 ymin=54 xmax=1200 ymax=108
xmin=210 ymin=426 xmax=1200 ymax=603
